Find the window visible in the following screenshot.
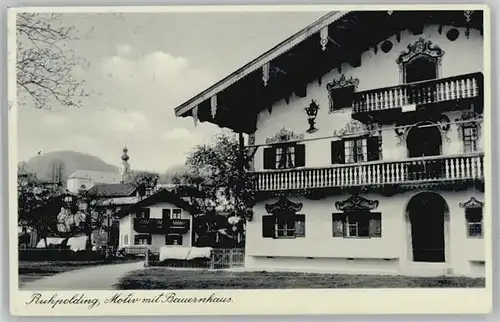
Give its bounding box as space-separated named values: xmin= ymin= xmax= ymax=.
xmin=263 ymin=144 xmax=305 ymax=170
xmin=466 ymin=208 xmax=483 ymax=238
xmin=166 ymin=234 xmax=183 ymax=245
xmin=463 ymin=123 xmax=479 ymax=153
xmin=404 ymin=55 xmax=438 ymax=84
xmin=262 ymin=214 xmax=305 ymax=239
xmin=134 ymin=234 xmax=151 ymax=245
xmin=331 ymin=136 xmax=381 ymax=164
xmin=332 ymin=212 xmax=382 ymax=238
xmin=345 ymin=138 xmax=367 ymax=163
xmin=328 ymin=85 xmax=357 ymax=112
xmin=162 ymin=209 xmax=171 ymax=221
xmin=137 ymin=208 xmax=150 ymax=219
xmin=172 ymin=209 xmax=182 ymax=219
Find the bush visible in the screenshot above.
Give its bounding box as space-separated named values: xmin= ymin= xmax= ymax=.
xmin=19 ymin=249 xmax=106 ymax=262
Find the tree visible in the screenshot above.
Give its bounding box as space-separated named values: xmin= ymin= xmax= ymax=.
xmin=130 ymin=171 xmax=160 ymax=195
xmin=49 ymin=159 xmax=65 ymax=185
xmin=17 ymin=171 xmax=63 ymax=248
xmin=180 ymin=131 xmax=254 ymax=246
xmin=16 ymin=12 xmax=87 ymax=109
xmin=66 ymin=191 xmax=116 ymax=250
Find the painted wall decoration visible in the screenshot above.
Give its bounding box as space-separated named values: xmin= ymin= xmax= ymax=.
xmin=304 ymin=100 xmax=320 ymax=134
xmin=265 ymin=128 xmax=305 ymax=145
xmin=335 ymin=195 xmax=380 ymax=212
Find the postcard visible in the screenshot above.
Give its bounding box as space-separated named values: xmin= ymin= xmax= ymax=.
xmin=8 ymin=4 xmax=492 ymax=316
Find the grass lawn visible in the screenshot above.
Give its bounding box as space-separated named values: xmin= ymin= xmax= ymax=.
xmin=116 ymin=268 xmax=485 ymax=289
xmin=18 ymin=258 xmax=141 ymax=287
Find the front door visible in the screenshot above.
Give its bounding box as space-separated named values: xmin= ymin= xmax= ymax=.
xmin=409 ymin=193 xmax=446 ymax=262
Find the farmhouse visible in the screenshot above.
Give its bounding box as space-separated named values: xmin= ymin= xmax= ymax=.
xmin=113 ymin=188 xmax=198 ymax=254
xmin=174 ymin=10 xmax=487 ymax=277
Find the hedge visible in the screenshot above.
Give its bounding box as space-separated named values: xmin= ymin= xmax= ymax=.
xmin=19 ymin=249 xmax=106 ymax=262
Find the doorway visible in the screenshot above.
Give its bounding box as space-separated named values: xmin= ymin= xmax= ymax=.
xmin=407 ymin=192 xmax=448 ymax=263
xmin=404 ymin=55 xmax=438 ymax=83
xmin=406 ymin=123 xmax=443 ymax=180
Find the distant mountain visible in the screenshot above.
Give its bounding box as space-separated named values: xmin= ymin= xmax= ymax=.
xmin=21 ymin=150 xmax=119 ymax=185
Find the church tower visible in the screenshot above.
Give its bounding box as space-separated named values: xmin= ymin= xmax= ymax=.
xmin=120 ymin=147 xmax=131 ymax=183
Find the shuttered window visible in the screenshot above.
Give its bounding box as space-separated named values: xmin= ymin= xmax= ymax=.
xmin=332 ymin=212 xmax=382 ymax=238
xmin=331 ymin=136 xmax=381 ymax=164
xmin=262 ymin=214 xmax=306 ymax=239
xmin=134 ymin=234 xmax=151 ymax=245
xmin=263 ymin=144 xmax=305 ymax=169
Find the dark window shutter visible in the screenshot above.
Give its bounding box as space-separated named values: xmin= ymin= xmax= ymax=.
xmin=367 ymin=136 xmax=381 ymax=161
xmin=262 ymin=215 xmax=276 ymax=238
xmin=332 ymin=213 xmax=346 ymax=237
xmin=331 ymin=140 xmax=345 ymax=164
xmin=263 ymin=147 xmax=276 ymax=169
xmin=162 ymin=209 xmax=171 ymax=221
xmin=295 ymin=144 xmax=306 ymax=167
xmin=369 ymin=213 xmax=382 ymax=238
xmin=295 ymin=214 xmax=305 ymax=237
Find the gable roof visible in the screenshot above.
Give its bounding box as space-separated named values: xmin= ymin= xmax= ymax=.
xmin=87 ymin=183 xmax=138 ymax=197
xmin=68 ymin=170 xmax=121 ymax=184
xmin=112 ymin=188 xmax=199 ymax=218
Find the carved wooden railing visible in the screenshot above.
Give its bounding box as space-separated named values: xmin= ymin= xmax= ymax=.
xmin=352 ymin=72 xmax=483 ymax=114
xmin=252 ymin=153 xmax=484 ymax=192
xmin=133 ymin=218 xmax=190 ymax=234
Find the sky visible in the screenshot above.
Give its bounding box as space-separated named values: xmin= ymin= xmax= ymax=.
xmin=17 ymin=10 xmax=329 ymax=172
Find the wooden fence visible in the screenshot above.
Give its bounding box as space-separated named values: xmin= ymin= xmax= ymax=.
xmin=210 ymin=248 xmax=245 ymax=269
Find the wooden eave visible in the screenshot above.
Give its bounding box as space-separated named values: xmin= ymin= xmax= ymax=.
xmin=173 ymin=10 xmax=483 ymax=134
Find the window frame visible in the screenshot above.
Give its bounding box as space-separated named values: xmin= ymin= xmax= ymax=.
xmin=262 ymin=214 xmax=306 ymax=239
xmin=462 ymin=123 xmax=479 ymax=153
xmin=465 ymin=207 xmax=483 ymax=238
xmin=134 ymin=234 xmax=151 ymax=245
xmin=332 ymin=212 xmax=382 ymax=238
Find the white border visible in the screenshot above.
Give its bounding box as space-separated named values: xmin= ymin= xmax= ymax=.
xmin=7 ymin=4 xmax=493 ymax=316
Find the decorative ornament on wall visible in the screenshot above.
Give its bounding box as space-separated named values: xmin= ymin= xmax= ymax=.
xmin=304 ymin=100 xmax=320 ymax=134
xmin=396 ymin=38 xmax=444 ymax=82
xmin=332 ymin=118 xmax=377 ymax=138
xmin=437 ymin=114 xmax=452 ymax=143
xmin=326 ymin=74 xmax=360 ymax=113
xmin=446 ymin=28 xmax=460 ymax=41
xmin=335 ymin=195 xmax=379 ymax=212
xmin=459 ymin=196 xmax=484 ymax=209
xmin=262 ymin=62 xmax=270 ymax=87
xmin=397 ymin=38 xmax=444 ymax=64
xmin=265 ymin=128 xmax=305 ymax=145
xmin=463 ymin=10 xmax=474 ymax=39
xmin=320 ymin=26 xmax=329 ymax=51
xmin=210 ymin=95 xmax=218 ymax=119
xmin=381 ymin=40 xmax=393 ymax=53
xmin=265 ymin=195 xmax=303 ymax=214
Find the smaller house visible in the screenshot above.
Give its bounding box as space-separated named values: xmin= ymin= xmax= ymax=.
xmin=112 ymin=188 xmax=199 ymax=254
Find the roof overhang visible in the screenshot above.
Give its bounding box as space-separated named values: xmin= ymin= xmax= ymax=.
xmin=173 ymin=10 xmax=484 ymax=134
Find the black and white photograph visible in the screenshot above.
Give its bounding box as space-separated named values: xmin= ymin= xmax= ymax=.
xmin=8 ymin=5 xmax=492 ymax=315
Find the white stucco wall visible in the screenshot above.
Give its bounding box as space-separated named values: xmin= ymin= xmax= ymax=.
xmin=245 ymin=189 xmax=485 ymax=277
xmin=252 ymin=25 xmax=484 ymax=171
xmin=118 ymin=202 xmax=193 ymax=249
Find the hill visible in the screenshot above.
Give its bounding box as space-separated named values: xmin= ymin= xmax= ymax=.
xmin=21 ymin=150 xmax=119 ymax=184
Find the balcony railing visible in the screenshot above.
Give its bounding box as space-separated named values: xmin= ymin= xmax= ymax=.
xmin=133 ymin=218 xmax=190 ymax=234
xmin=252 ymin=153 xmax=484 ymax=192
xmin=352 ymin=72 xmax=482 ymax=114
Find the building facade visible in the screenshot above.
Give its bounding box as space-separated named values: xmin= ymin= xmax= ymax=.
xmin=174 ymin=11 xmax=487 ymax=277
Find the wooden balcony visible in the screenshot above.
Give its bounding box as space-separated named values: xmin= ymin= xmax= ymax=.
xmin=133 ymin=218 xmax=190 ymax=234
xmin=352 ymin=72 xmax=483 ymax=123
xmin=252 ymin=153 xmax=484 ymax=192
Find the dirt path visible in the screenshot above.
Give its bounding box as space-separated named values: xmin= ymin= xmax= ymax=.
xmin=20 ymin=261 xmax=145 ymax=290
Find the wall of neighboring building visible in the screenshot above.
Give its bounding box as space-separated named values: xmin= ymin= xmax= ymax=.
xmin=245 ymin=188 xmax=485 ymax=277
xmin=118 ymin=214 xmax=133 ymax=248
xmin=67 ymin=177 xmax=93 ymax=193
xmin=251 ymin=25 xmax=484 ymax=171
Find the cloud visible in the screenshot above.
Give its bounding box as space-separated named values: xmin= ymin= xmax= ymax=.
xmin=18 ymin=50 xmax=220 ymax=172
xmin=116 ymin=44 xmax=132 ymax=57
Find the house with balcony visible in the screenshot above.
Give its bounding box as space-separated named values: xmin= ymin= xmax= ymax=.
xmin=113 ymin=188 xmax=198 ymax=254
xmin=174 ymin=10 xmax=488 ymax=277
